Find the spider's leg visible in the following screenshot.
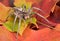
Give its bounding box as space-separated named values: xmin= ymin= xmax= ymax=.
xmin=35 ymin=12 xmax=55 ymax=29
xmin=16 ymin=18 xmax=21 ymax=41
xmin=5 ymin=13 xmax=12 ymax=21
xmin=33 ymin=7 xmax=55 ymax=27
xmin=32 ymin=7 xmax=45 ymax=14
xmin=32 ymin=7 xmax=52 ymax=24
xmin=35 ymin=12 xmax=50 ymax=23
xmin=12 ymin=15 xmax=18 ymax=31
xmin=37 ymin=21 xmax=54 ymax=29
xmin=27 ymin=8 xmax=32 ymax=13
xmin=5 ymin=8 xmax=14 ymax=21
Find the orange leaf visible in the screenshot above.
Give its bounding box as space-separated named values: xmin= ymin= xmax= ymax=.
xmin=0 ymin=3 xmax=10 ymax=23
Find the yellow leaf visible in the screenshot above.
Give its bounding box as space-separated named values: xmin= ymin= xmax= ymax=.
xmin=14 ymin=0 xmax=32 ymax=8
xmin=19 ymin=20 xmax=28 ymax=35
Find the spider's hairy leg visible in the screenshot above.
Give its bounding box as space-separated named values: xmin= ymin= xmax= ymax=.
xmin=5 ymin=8 xmax=14 ymax=21
xmin=12 ymin=15 xmax=18 ymax=31
xmin=27 ymin=8 xmax=32 ymax=13
xmin=35 ymin=12 xmax=55 ymax=29
xmin=35 ymin=12 xmax=50 ymax=23
xmin=32 ymin=7 xmax=55 ymax=26
xmin=37 ymin=21 xmax=54 ymax=29
xmin=32 ymin=7 xmax=52 ymax=24
xmin=11 ymin=8 xmax=19 ymax=31
xmin=16 ymin=18 xmax=21 ymax=41
xmin=32 ymin=7 xmax=45 ymax=14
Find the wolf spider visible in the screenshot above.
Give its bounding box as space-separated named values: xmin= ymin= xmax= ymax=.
xmin=5 ymin=5 xmax=55 ymax=41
